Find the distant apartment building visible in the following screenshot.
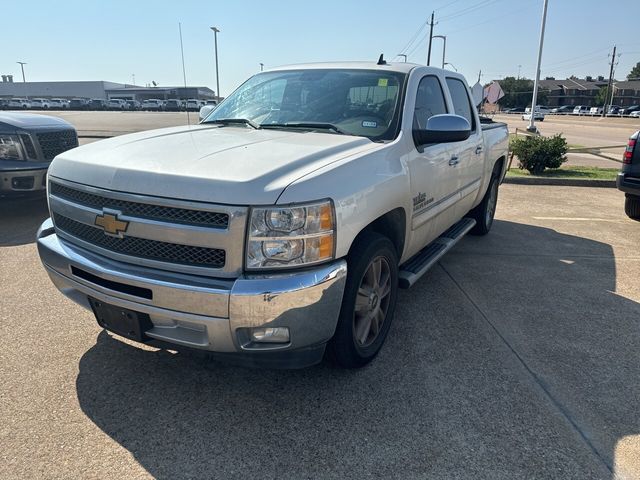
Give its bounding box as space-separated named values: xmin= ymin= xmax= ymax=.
xmin=539 ymin=77 xmax=640 ymax=107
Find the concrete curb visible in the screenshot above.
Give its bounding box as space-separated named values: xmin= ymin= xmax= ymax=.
xmin=503 ymin=176 xmax=616 ymax=188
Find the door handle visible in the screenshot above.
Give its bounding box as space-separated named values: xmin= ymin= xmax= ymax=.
xmin=449 ymin=156 xmax=459 ymax=166
xmin=475 ymin=145 xmax=483 ymax=155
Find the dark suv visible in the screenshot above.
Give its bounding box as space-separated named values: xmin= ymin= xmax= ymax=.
xmin=617 ymin=130 xmax=640 ymax=220
xmin=0 ymin=112 xmax=78 ymax=196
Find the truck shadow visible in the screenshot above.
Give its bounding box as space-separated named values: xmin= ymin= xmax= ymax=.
xmin=74 ymin=220 xmax=638 ymax=479
xmin=0 ymin=195 xmax=49 ymax=247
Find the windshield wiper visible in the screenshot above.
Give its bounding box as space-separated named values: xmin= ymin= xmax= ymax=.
xmin=261 ymin=122 xmax=351 ymax=135
xmin=206 ymin=118 xmax=260 ymax=129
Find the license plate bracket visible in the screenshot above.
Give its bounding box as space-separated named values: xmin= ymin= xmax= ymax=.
xmin=88 ymin=297 xmax=152 ymax=342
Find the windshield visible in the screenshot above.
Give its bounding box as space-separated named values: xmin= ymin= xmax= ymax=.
xmin=204 ymin=69 xmax=406 ymax=141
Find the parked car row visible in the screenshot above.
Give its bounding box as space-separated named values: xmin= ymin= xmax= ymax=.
xmin=504 ymin=104 xmax=640 ymax=118
xmin=1 ymin=97 xmax=217 ymax=112
xmin=1 ymin=98 xmax=72 ymax=110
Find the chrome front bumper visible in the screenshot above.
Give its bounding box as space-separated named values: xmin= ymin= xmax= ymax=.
xmin=37 ymin=218 xmax=347 ymax=367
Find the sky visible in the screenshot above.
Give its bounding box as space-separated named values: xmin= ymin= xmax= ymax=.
xmin=3 ymin=0 xmax=640 ymax=96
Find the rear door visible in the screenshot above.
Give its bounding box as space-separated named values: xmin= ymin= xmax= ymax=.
xmin=445 ymin=76 xmax=483 ymax=215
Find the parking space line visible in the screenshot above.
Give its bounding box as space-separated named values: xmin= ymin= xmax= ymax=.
xmin=532 ymin=217 xmax=623 ymax=222
xmin=437 ymin=261 xmax=614 ymax=474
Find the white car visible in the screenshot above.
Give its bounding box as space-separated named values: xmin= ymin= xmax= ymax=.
xmin=107 ymin=99 xmax=128 ymax=110
xmin=8 ymin=98 xmax=31 ymax=109
xmin=49 ymin=98 xmax=69 ymax=109
xmin=589 ymin=107 xmax=604 ymax=115
xmin=630 ymin=110 xmax=640 ymax=118
xmin=525 ymin=105 xmax=550 ymax=115
xmin=37 ymin=61 xmax=509 ymax=369
xmin=142 ymin=99 xmax=164 ymax=111
xmin=186 ymin=98 xmax=202 ymax=111
xmin=572 ymin=105 xmax=590 ymax=115
xmin=30 ymin=98 xmax=51 ymax=109
xmin=522 ymin=111 xmax=545 ymax=121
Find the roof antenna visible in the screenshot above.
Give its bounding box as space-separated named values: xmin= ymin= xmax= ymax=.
xmin=377 ymin=54 xmax=387 ymax=65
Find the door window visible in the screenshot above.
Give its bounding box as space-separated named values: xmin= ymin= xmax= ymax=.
xmin=445 ymin=77 xmax=476 ymax=131
xmin=413 ymin=76 xmax=448 ymax=130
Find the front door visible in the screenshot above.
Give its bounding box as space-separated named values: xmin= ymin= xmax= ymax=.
xmin=406 ymin=75 xmax=461 ymax=256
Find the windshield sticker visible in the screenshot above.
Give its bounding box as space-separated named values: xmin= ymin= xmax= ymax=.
xmin=377 ymin=78 xmax=389 ymax=87
xmin=362 ymin=120 xmax=378 ymax=128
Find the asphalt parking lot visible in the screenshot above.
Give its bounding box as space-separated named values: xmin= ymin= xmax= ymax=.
xmin=1 ymin=184 xmax=638 ymax=479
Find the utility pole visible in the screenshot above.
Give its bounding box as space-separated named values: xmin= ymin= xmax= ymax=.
xmin=602 ymin=45 xmax=618 ymax=117
xmin=16 ymin=62 xmax=27 ymax=82
xmin=517 ymin=64 xmax=522 ymax=80
xmin=260 ymin=63 xmax=264 ymax=71
xmin=527 ymin=0 xmax=548 ymax=133
xmin=426 ymin=12 xmax=436 ymax=66
xmin=397 ymin=54 xmax=407 ymax=62
xmin=210 ymin=26 xmax=221 ymax=101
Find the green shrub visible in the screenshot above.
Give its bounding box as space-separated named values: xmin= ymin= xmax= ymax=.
xmin=510 ymin=134 xmax=568 ymax=175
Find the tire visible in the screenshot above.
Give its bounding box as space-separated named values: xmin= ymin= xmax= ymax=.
xmin=625 ymin=194 xmax=640 ymax=220
xmin=468 ymin=166 xmax=501 ymax=236
xmin=327 ymin=232 xmax=399 ymax=368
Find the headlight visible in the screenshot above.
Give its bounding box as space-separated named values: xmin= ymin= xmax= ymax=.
xmin=0 ymin=135 xmax=25 ymax=160
xmin=246 ymin=200 xmax=335 ymax=270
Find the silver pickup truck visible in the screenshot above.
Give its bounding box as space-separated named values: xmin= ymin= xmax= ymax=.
xmin=37 ymin=62 xmax=508 ymax=368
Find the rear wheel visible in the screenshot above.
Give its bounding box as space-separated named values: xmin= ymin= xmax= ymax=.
xmin=625 ymin=194 xmax=640 ymax=220
xmin=468 ymin=168 xmax=500 ymax=236
xmin=327 ymin=232 xmax=399 ymax=368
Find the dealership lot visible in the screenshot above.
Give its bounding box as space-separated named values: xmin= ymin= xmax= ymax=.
xmin=27 ymin=109 xmax=640 ymax=168
xmin=1 ymin=183 xmax=638 ymax=479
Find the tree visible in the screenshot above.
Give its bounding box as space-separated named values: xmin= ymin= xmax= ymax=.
xmin=495 ymin=76 xmax=549 ymax=109
xmin=595 ymin=86 xmax=608 ymax=105
xmin=628 ymin=62 xmax=640 ymax=80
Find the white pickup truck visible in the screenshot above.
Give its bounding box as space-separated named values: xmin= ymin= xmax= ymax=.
xmin=37 ymin=61 xmax=508 ymax=368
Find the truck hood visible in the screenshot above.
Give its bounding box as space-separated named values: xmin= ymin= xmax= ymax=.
xmin=49 ymin=124 xmax=378 ymax=205
xmin=0 ymin=112 xmax=75 ymax=131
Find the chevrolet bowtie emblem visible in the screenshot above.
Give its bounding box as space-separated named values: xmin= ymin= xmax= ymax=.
xmin=94 ymin=211 xmax=129 ymax=237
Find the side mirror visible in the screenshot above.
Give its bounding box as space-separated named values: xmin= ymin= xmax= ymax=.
xmin=199 ymin=105 xmax=216 ymax=121
xmin=413 ymin=114 xmax=471 ymax=146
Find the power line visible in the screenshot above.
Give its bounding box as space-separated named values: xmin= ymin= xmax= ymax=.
xmin=433 ymin=0 xmax=464 ymax=12
xmin=438 ymin=0 xmax=504 ymax=22
xmin=446 ymin=3 xmax=536 ymax=35
xmin=394 ymin=19 xmax=429 ymax=60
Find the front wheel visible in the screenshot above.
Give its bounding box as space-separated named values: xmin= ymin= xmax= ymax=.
xmin=327 ymin=233 xmax=399 ymax=368
xmin=625 ymin=194 xmax=640 ymax=220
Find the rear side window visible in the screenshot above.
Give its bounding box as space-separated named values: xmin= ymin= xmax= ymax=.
xmin=446 ymin=77 xmax=476 ymax=131
xmin=413 ymin=76 xmax=447 ymax=130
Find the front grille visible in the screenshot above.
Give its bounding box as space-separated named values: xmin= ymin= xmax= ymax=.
xmin=54 ymin=214 xmax=226 ymax=269
xmin=50 ymin=182 xmax=229 ymax=229
xmin=36 ymin=129 xmax=78 ymax=160
xmin=19 ymin=134 xmax=37 ymax=159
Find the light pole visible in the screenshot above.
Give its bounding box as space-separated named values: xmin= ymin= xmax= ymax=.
xmin=397 ymin=54 xmax=407 ymax=62
xmin=433 ymin=35 xmax=446 ymax=69
xmin=517 ymin=64 xmax=522 ymax=79
xmin=16 ymin=62 xmax=27 ymax=82
xmin=528 ymin=0 xmax=548 ymax=133
xmin=210 ymin=26 xmax=220 ymax=101
xmin=260 ymin=63 xmax=264 ymax=71
xmin=444 ymin=62 xmax=457 ymax=72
